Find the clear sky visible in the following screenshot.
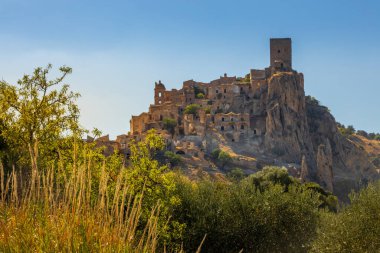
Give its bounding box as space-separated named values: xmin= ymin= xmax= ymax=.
xmin=1 ymin=0 xmax=379 ymax=138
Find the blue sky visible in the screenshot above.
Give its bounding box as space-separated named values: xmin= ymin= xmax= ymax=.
xmin=1 ymin=0 xmax=379 ymax=137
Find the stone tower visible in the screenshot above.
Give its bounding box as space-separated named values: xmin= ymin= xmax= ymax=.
xmin=270 ymin=38 xmax=292 ymax=70
xmin=154 ymin=80 xmax=166 ymax=105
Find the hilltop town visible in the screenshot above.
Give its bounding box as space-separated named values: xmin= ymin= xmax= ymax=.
xmin=94 ymin=38 xmax=380 ymax=198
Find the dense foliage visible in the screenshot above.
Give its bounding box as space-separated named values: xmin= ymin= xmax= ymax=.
xmin=171 ymin=176 xmax=321 ymax=253
xmin=311 ymin=181 xmax=380 ymax=252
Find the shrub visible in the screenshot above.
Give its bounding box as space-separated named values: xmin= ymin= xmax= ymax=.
xmin=356 ymin=130 xmax=368 ymax=138
xmin=227 ymin=167 xmax=246 ymax=182
xmin=196 ymin=93 xmax=205 ymax=99
xmin=339 ymin=124 xmax=356 ymax=137
xmin=217 ymin=151 xmax=231 ymax=167
xmin=184 ymin=104 xmax=200 ymax=115
xmin=211 ymin=148 xmax=221 ymax=159
xmin=164 ymin=151 xmax=182 ymax=167
xmin=311 ymin=181 xmax=380 ymax=252
xmin=163 ymin=118 xmax=177 ymax=135
xmin=245 ymin=166 xmax=297 ymax=190
xmin=172 ymin=175 xmax=321 ymax=253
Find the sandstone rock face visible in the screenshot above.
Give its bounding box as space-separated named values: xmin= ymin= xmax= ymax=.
xmin=316 ymin=139 xmax=334 ymax=192
xmin=264 ymin=72 xmax=316 ymax=171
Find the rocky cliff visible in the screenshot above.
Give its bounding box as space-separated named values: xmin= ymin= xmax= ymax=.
xmin=260 ymin=71 xmax=378 ymax=199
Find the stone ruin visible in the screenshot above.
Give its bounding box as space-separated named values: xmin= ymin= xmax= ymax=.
xmin=128 ymin=38 xmax=294 ymax=158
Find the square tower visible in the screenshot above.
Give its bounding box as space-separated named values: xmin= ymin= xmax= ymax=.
xmin=270 ymin=38 xmax=292 ymax=70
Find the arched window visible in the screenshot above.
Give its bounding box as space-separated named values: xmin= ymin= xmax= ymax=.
xmin=241 ymin=125 xmax=244 ymax=130
xmin=222 ymin=117 xmax=225 ymax=122
xmin=224 ymin=88 xmax=227 ymax=93
xmin=221 ymin=126 xmax=224 ymax=131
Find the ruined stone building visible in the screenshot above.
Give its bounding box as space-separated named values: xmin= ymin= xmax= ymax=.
xmin=129 ymin=38 xmax=296 ymax=156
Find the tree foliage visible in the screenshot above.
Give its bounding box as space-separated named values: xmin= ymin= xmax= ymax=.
xmin=184 ymin=104 xmax=200 ymax=115
xmin=172 ymin=175 xmax=322 ymax=253
xmin=0 ymin=64 xmax=80 ymax=172
xmin=311 ymin=181 xmax=380 ymax=252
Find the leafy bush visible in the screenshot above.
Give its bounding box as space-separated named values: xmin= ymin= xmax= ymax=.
xmin=184 ymin=104 xmax=200 ymax=115
xmin=164 ymin=150 xmax=182 ymax=167
xmin=172 ymin=174 xmax=321 ymax=253
xmin=356 ymin=130 xmax=368 ymax=138
xmin=338 ymin=124 xmax=356 ymax=137
xmin=196 ymin=93 xmax=205 ymax=99
xmin=311 ymin=181 xmax=380 ymax=252
xmin=210 ymin=149 xmax=231 ymax=168
xmin=245 ymin=166 xmax=297 ymax=190
xmin=227 ymin=167 xmax=246 ymax=182
xmin=211 ymin=148 xmax=221 ymax=159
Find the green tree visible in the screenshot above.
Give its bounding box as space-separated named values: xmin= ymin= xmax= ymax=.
xmin=311 ymin=181 xmax=380 ymax=253
xmin=0 ymin=64 xmax=80 ymax=174
xmin=127 ymin=129 xmax=183 ymax=247
xmin=172 ymin=175 xmax=321 ymax=253
xmin=184 ymin=104 xmax=200 ymax=115
xmin=245 ymin=166 xmax=298 ymax=190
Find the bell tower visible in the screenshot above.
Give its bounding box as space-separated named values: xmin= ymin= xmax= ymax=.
xmin=154 ymin=80 xmax=166 ymax=105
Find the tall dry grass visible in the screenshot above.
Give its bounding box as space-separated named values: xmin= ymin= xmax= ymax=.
xmin=0 ymin=161 xmax=162 ymax=252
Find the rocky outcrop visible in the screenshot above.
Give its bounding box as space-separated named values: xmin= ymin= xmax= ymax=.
xmin=305 ymin=98 xmax=379 ymax=199
xmin=316 ymin=139 xmax=334 ymax=192
xmin=264 ymin=72 xmax=316 ymax=173
xmin=262 ymin=71 xmax=378 ymax=198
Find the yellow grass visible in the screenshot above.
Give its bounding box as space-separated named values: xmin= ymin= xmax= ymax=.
xmin=0 ymin=162 xmax=162 ymax=252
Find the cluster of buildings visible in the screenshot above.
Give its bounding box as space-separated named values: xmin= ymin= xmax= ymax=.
xmin=92 ymin=38 xmax=295 ymax=159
